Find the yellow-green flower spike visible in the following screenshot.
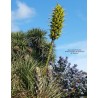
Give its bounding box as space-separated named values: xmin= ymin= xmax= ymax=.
xmin=50 ymin=4 xmax=65 ymax=40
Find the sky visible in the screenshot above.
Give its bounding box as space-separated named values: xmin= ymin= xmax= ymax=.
xmin=11 ymin=0 xmax=87 ymax=71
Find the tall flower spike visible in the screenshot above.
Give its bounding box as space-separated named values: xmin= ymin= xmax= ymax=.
xmin=45 ymin=4 xmax=65 ymax=68
xmin=50 ymin=4 xmax=65 ymax=40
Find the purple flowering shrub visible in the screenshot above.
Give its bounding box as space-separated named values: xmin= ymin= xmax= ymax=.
xmin=49 ymin=56 xmax=87 ymax=98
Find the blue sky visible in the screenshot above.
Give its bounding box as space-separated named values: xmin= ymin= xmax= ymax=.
xmin=11 ymin=0 xmax=87 ymax=71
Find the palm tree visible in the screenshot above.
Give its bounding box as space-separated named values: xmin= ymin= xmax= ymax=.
xmin=26 ymin=28 xmax=55 ymax=64
xmin=11 ymin=28 xmax=55 ymax=65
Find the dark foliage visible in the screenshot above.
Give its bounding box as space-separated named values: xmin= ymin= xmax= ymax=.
xmin=11 ymin=28 xmax=55 ymax=65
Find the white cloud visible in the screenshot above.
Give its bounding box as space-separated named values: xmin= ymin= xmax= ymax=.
xmin=56 ymin=40 xmax=86 ymax=50
xmin=11 ymin=0 xmax=36 ymax=32
xmin=12 ymin=1 xmax=35 ymax=20
xmin=11 ymin=23 xmax=20 ymax=32
xmin=56 ymin=40 xmax=87 ymax=71
xmin=69 ymin=52 xmax=87 ymax=71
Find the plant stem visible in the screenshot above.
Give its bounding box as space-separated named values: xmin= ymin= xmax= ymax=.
xmin=46 ymin=40 xmax=54 ymax=67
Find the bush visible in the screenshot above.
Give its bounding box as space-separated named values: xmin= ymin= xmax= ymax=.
xmin=50 ymin=56 xmax=87 ymax=98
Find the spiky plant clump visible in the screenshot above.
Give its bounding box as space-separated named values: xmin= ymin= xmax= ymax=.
xmin=34 ymin=66 xmax=63 ymax=98
xmin=11 ymin=29 xmax=55 ymax=65
xmin=11 ymin=56 xmax=63 ymax=98
xmin=50 ymin=4 xmax=65 ymax=40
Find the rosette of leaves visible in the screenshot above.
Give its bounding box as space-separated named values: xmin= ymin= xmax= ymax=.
xmin=11 ymin=58 xmax=62 ymax=98
xmin=50 ymin=4 xmax=64 ymax=40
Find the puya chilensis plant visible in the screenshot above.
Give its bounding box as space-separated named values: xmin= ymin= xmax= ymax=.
xmin=46 ymin=4 xmax=65 ymax=67
xmin=34 ymin=67 xmax=62 ymax=98
xmin=12 ymin=59 xmax=62 ymax=98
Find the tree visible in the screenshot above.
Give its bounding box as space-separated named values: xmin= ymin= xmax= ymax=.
xmin=11 ymin=28 xmax=55 ymax=65
xmin=26 ymin=28 xmax=55 ymax=64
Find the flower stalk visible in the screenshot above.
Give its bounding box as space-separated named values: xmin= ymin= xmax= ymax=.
xmin=45 ymin=4 xmax=65 ymax=69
